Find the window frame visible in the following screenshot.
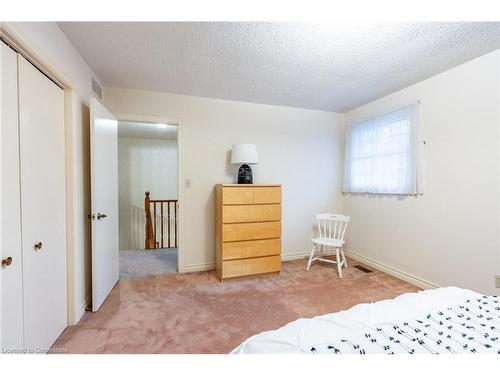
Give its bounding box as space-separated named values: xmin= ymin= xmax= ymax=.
xmin=342 ymin=101 xmax=422 ymax=196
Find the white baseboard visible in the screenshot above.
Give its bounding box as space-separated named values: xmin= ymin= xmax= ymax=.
xmin=168 ymin=250 xmax=438 ymax=291
xmin=282 ymin=249 xmax=341 ymax=261
xmin=344 ymin=248 xmax=439 ymax=290
xmin=181 ymin=262 xmax=215 ymax=273
xmin=281 ymin=251 xmax=310 ymax=261
xmin=180 ymin=252 xmax=314 ymax=274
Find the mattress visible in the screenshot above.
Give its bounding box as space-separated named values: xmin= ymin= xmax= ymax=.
xmin=231 ymin=287 xmax=500 ymax=354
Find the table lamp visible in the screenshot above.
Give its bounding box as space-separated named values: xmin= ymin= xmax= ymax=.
xmin=230 ymin=144 xmax=258 ymax=184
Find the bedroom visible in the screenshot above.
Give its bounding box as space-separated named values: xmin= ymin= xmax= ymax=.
xmin=1 ymin=0 xmax=499 ymax=373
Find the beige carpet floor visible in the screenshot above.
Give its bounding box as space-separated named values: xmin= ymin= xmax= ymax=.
xmin=52 ymin=257 xmax=420 ymax=353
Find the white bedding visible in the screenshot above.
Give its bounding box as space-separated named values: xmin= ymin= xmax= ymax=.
xmin=231 ymin=287 xmax=500 ymax=354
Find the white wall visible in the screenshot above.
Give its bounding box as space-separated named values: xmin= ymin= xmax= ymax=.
xmin=105 ymin=88 xmax=345 ymax=270
xmin=4 ymin=22 xmax=100 ymax=322
xmin=343 ymin=50 xmax=500 ymax=295
xmin=118 ymin=137 xmax=177 ymax=250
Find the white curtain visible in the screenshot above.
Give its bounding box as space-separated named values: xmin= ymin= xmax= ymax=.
xmin=343 ymin=102 xmax=421 ymax=195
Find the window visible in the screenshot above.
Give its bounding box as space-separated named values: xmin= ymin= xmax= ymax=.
xmin=343 ymin=102 xmax=421 ymax=195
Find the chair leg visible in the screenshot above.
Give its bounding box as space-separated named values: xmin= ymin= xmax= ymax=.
xmin=341 ymin=247 xmax=347 ymax=268
xmin=336 ymin=248 xmax=343 ymax=278
xmin=306 ymin=244 xmax=316 ymax=271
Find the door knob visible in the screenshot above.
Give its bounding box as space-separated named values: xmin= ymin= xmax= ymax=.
xmin=2 ymin=257 xmax=13 ymax=266
xmin=34 ymin=242 xmax=43 ymax=250
xmin=88 ymin=213 xmax=107 ymax=220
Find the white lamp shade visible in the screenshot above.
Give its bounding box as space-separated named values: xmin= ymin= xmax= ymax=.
xmin=231 ymin=144 xmax=258 ymax=165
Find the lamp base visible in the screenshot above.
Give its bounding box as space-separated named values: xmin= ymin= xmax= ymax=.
xmin=237 ymin=164 xmax=253 ymax=184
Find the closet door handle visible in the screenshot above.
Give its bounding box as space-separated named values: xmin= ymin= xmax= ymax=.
xmin=34 ymin=242 xmax=43 ymax=250
xmin=2 ymin=257 xmax=13 ymax=266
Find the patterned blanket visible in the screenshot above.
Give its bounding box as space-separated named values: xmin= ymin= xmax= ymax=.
xmin=310 ymin=295 xmax=500 ymax=354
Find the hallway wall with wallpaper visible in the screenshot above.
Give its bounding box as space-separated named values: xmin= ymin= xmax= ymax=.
xmin=118 ymin=137 xmax=177 ymax=250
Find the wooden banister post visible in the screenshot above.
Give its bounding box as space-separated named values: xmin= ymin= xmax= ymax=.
xmin=144 ymin=191 xmax=155 ymax=249
xmin=144 ymin=193 xmax=178 ymax=250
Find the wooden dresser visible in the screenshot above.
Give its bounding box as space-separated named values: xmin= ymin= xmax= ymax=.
xmin=215 ymin=184 xmax=282 ymax=281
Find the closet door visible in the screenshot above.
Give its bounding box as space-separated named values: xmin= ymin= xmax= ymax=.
xmin=18 ymin=55 xmax=67 ymax=350
xmin=1 ymin=43 xmax=24 ymax=350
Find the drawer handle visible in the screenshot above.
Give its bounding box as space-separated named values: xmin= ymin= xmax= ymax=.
xmin=2 ymin=257 xmax=13 ymax=266
xmin=34 ymin=242 xmax=43 ymax=250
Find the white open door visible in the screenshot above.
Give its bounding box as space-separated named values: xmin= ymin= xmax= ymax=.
xmin=90 ymin=98 xmax=119 ymax=312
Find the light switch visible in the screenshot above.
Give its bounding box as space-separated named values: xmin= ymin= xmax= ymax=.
xmin=185 ymin=178 xmax=192 ymax=188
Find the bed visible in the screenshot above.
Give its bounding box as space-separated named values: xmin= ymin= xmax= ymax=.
xmin=231 ymin=287 xmax=500 ymax=354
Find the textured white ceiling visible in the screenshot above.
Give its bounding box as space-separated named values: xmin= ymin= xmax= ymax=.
xmin=118 ymin=121 xmax=177 ymax=140
xmin=59 ymin=22 xmax=500 ymax=112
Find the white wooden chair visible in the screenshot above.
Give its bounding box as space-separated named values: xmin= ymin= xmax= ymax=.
xmin=306 ymin=214 xmax=350 ymax=278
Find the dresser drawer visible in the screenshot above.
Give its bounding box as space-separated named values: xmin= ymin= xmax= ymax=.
xmin=222 ymin=238 xmax=281 ymax=260
xmin=222 ymin=204 xmax=281 ymax=223
xmin=222 ymin=221 xmax=281 ymax=242
xmin=222 ymin=187 xmax=253 ymax=205
xmin=253 ymin=187 xmax=281 ymax=204
xmin=222 ymin=255 xmax=281 ymax=278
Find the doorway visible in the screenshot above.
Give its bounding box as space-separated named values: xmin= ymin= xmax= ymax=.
xmin=117 ymin=120 xmax=179 ymax=279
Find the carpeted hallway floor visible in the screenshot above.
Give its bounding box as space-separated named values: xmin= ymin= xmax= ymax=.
xmin=119 ymin=248 xmax=178 ymax=278
xmin=52 ymin=257 xmax=420 ymax=354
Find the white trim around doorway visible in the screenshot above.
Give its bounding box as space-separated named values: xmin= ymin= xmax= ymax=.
xmin=115 ymin=113 xmax=184 ymax=274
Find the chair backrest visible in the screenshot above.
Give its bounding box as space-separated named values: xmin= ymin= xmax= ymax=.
xmin=316 ymin=214 xmax=350 ymax=242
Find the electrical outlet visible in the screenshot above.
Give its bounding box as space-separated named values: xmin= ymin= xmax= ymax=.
xmin=496 ymin=275 xmax=500 ymax=289
xmin=185 ymin=178 xmax=192 ymax=188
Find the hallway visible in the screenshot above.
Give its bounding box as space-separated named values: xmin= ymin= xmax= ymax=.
xmin=119 ymin=248 xmax=178 ymax=279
